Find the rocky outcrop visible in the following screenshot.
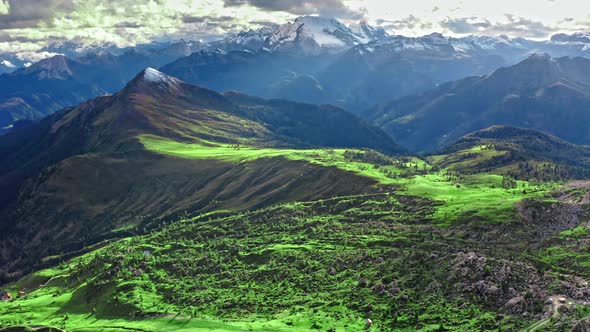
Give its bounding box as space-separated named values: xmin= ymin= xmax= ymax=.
xmin=446 ymin=251 xmax=590 ymax=319
xmin=517 ymin=199 xmax=584 ymax=240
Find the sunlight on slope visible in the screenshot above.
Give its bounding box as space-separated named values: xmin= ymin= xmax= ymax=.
xmin=138 ymin=135 xmax=406 ymax=184
xmin=139 ymin=135 xmax=558 ymax=227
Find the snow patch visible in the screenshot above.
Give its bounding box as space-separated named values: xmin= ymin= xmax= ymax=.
xmin=1 ymin=60 xmax=15 ymax=68
xmin=264 ymin=16 xmax=387 ymax=54
xmin=143 ymin=67 xmax=167 ymax=82
xmin=295 ymin=16 xmax=347 ymax=47
xmin=142 ymin=67 xmax=181 ymax=89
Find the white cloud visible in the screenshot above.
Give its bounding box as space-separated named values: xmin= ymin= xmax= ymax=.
xmin=224 ymin=0 xmax=364 ymax=19
xmin=0 ymin=0 xmax=9 ymax=15
xmin=359 ymin=0 xmax=590 ymax=38
xmin=440 ymin=15 xmax=558 ymax=38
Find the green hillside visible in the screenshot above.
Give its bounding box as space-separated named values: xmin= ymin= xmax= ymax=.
xmin=4 ymin=129 xmax=590 ymax=331
xmin=0 ymin=69 xmax=400 ymax=285
xmin=3 ymin=70 xmax=590 ymax=331
xmin=432 ymin=126 xmax=590 ymax=180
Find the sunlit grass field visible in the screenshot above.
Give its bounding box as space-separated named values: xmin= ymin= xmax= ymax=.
xmin=140 ymin=135 xmax=558 ymax=227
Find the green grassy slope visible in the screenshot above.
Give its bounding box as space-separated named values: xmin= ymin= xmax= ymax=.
xmin=3 ymin=188 xmax=590 ymax=331
xmin=140 ymin=136 xmax=558 ymax=227
xmin=432 ymin=126 xmax=590 ymax=180
xmin=5 ymin=135 xmax=590 ymax=331
xmin=0 ymin=195 xmax=511 ymax=331
xmin=0 ymin=69 xmax=402 ymax=285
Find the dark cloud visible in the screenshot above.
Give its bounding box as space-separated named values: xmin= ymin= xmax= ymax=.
xmin=0 ymin=0 xmax=74 ymax=29
xmin=0 ymin=31 xmax=44 ymax=43
xmin=440 ymin=15 xmax=557 ymax=38
xmin=224 ymin=0 xmax=364 ymax=19
xmin=440 ymin=17 xmax=491 ymax=34
xmin=113 ymin=21 xmax=142 ymax=28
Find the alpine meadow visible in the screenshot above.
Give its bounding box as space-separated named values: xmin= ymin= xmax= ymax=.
xmin=4 ymin=1 xmax=590 ymax=331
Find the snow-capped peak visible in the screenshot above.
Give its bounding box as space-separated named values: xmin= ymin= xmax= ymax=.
xmin=262 ymin=16 xmax=388 ymax=55
xmin=551 ymin=32 xmax=590 ymax=44
xmin=350 ymin=21 xmax=388 ymax=43
xmin=263 ymin=20 xmax=320 ymax=55
xmin=143 ymin=67 xmax=178 ymax=83
xmin=352 ymin=33 xmax=484 ymax=59
xmin=212 ymin=27 xmax=273 ymax=52
xmin=294 ymin=16 xmax=350 ymax=46
xmin=136 ymin=67 xmax=182 ymax=91
xmin=143 ymin=67 xmax=166 ymax=81
xmin=294 ymin=16 xmax=384 ymax=48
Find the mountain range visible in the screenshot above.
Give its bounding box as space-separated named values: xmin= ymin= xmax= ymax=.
xmin=0 ymin=44 xmax=209 ymax=132
xmin=3 ymin=17 xmax=590 ymax=133
xmin=261 ymin=16 xmax=387 ymax=55
xmin=367 ymin=53 xmax=590 ymax=152
xmin=158 ymin=31 xmax=512 ymax=111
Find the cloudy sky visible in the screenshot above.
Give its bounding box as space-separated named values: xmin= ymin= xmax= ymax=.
xmin=1 ymin=0 xmax=589 ymax=62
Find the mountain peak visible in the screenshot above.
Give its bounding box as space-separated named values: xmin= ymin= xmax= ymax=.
xmin=263 ymin=16 xmax=385 ymax=54
xmin=551 ymin=32 xmax=590 ymax=43
xmin=487 ymin=52 xmax=560 ymax=83
xmin=143 ymin=67 xmax=172 ymax=82
xmin=526 ymin=52 xmax=552 ymax=61
xmin=23 ymin=55 xmax=73 ymax=80
xmin=78 ymin=50 xmax=116 ymax=64
xmin=128 ymin=67 xmax=182 ymax=92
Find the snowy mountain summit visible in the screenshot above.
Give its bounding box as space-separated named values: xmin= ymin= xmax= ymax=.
xmin=263 ymin=16 xmax=388 ymax=55
xmin=134 ymin=67 xmax=182 ymax=92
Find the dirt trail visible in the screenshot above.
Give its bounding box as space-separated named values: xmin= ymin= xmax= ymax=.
xmin=527 ymin=295 xmax=573 ymax=331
